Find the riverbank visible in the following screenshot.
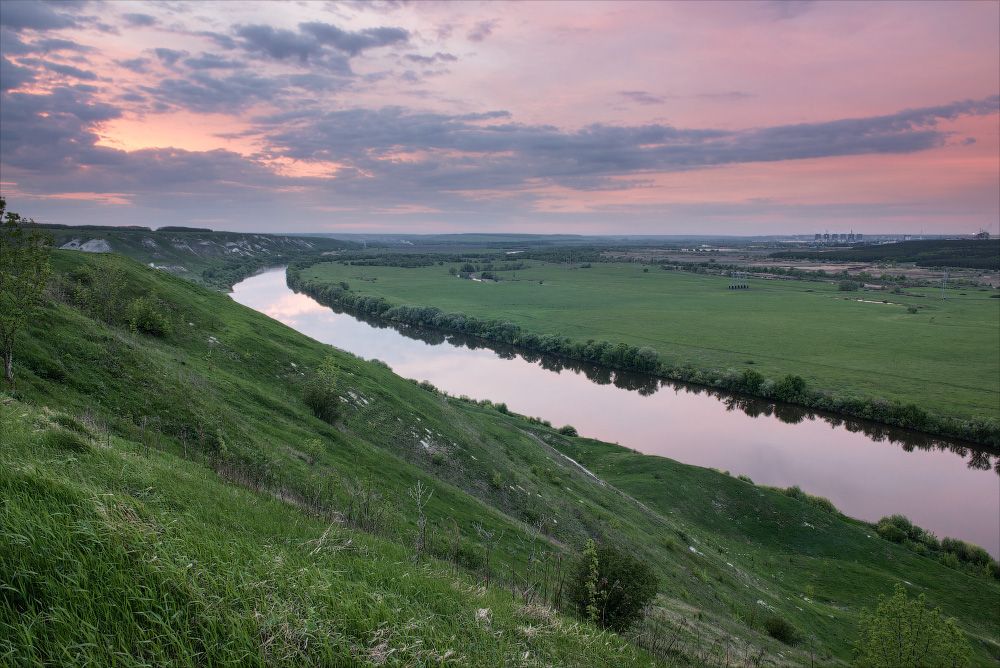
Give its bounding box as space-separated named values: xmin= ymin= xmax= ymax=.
xmin=287 ymin=260 xmax=1000 ymax=447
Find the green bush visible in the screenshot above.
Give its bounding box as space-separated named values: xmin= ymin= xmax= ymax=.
xmin=838 ymin=280 xmax=862 ymax=291
xmin=558 ymin=425 xmax=578 ymax=437
xmin=125 ymin=296 xmax=171 ymax=337
xmin=764 ymin=615 xmax=799 ymax=645
xmin=302 ymin=356 xmax=340 ymax=424
xmin=567 ymin=540 xmax=658 ymax=632
xmin=854 ymin=584 xmax=971 ymax=667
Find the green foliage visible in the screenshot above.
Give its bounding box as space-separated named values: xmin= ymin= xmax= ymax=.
xmin=854 ymin=584 xmax=971 ymax=667
xmin=838 ymin=280 xmax=862 ymax=291
xmin=125 ymin=296 xmax=172 ymax=337
xmin=567 ymin=541 xmax=659 ymax=632
xmin=783 ymin=485 xmax=838 ymax=514
xmin=558 ymin=424 xmax=579 ymax=437
xmin=764 ymin=615 xmax=799 ymax=645
xmin=0 ymin=198 xmax=53 ymax=385
xmin=875 ymin=515 xmax=999 ymax=580
xmin=302 ymin=355 xmax=341 ymax=424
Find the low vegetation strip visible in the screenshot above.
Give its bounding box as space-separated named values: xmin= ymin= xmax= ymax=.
xmin=287 ymin=260 xmax=1000 ymax=446
xmin=770 ymin=239 xmax=1000 ymax=270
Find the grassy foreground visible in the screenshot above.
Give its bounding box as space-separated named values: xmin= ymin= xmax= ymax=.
xmin=2 ymin=251 xmax=998 ymax=665
xmin=295 ymin=260 xmax=1000 ymax=424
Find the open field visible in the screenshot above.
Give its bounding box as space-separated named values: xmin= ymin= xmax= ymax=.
xmin=297 ymin=260 xmax=1000 ymax=423
xmin=4 ymin=252 xmax=998 ymax=665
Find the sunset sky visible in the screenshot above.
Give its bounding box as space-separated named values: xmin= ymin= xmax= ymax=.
xmin=1 ymin=0 xmax=997 ymax=234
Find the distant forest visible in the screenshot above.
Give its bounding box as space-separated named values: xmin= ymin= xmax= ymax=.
xmin=771 ymin=239 xmax=999 ymax=270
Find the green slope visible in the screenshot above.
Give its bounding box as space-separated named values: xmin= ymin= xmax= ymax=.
xmin=2 ymin=251 xmax=997 ymax=666
xmin=39 ymin=224 xmax=356 ymax=289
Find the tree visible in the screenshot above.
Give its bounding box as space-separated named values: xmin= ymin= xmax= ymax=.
xmin=302 ymin=355 xmax=341 ymax=423
xmin=0 ymin=198 xmax=52 ymax=387
xmin=567 ymin=540 xmax=658 ymax=631
xmin=854 ymin=584 xmax=971 ymax=667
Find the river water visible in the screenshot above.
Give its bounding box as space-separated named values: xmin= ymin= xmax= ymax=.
xmin=231 ymin=268 xmax=999 ymax=556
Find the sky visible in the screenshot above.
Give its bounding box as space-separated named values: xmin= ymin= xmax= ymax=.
xmin=0 ymin=0 xmax=998 ymax=235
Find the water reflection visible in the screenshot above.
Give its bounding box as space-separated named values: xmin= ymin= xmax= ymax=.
xmin=328 ymin=299 xmax=999 ymax=475
xmin=230 ymin=269 xmax=1000 ymax=555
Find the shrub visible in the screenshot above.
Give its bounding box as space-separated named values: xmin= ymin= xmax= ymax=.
xmin=854 ymin=584 xmax=971 ymax=667
xmin=303 ymin=356 xmax=341 ymax=424
xmin=737 ymin=474 xmax=754 ymax=484
xmin=567 ymin=540 xmax=658 ymax=632
xmin=558 ymin=425 xmax=579 ymax=437
xmin=875 ymin=515 xmax=918 ymax=543
xmin=126 ymin=296 xmax=171 ymax=337
xmin=838 ymin=280 xmax=862 ymax=291
xmin=764 ymin=615 xmax=799 ymax=645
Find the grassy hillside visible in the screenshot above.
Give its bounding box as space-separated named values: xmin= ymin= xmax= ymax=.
xmin=3 ymin=251 xmax=998 ymax=665
xmin=771 ymin=239 xmax=1000 ymax=270
xmin=37 ymin=224 xmax=356 ymax=289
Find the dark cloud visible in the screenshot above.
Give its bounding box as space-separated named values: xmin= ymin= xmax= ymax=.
xmin=116 ymin=57 xmax=150 ymax=73
xmin=43 ymin=60 xmax=98 ymax=80
xmin=253 ymin=96 xmax=999 ymax=194
xmin=195 ymin=31 xmax=238 ymax=50
xmin=404 ymin=51 xmax=457 ymax=64
xmin=231 ymin=21 xmax=407 ymax=72
xmin=467 ymin=20 xmax=497 ymax=42
xmin=0 ymin=86 xmax=121 ymax=172
xmin=619 ymin=90 xmax=665 ymax=105
xmin=299 ymin=22 xmax=408 ymax=55
xmin=122 ymin=13 xmax=157 ymax=27
xmin=144 ymin=71 xmax=316 ymax=113
xmin=184 ymin=52 xmax=244 ymax=69
xmin=0 ymin=1 xmax=77 ymax=30
xmin=31 ymin=37 xmax=93 ymax=53
xmin=0 ymin=55 xmax=34 ymax=90
xmin=153 ymin=47 xmax=187 ymax=65
xmin=235 ymin=24 xmax=320 ymax=62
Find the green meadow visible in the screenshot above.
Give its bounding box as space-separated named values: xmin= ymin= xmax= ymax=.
xmin=3 ymin=251 xmax=998 ymax=665
xmin=298 ymin=260 xmax=1000 ymax=422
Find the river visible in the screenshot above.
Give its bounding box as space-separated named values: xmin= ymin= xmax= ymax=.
xmin=231 ymin=268 xmax=999 ymax=556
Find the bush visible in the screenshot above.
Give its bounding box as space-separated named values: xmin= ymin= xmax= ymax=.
xmin=854 ymin=584 xmax=971 ymax=667
xmin=838 ymin=280 xmax=862 ymax=291
xmin=125 ymin=296 xmax=171 ymax=337
xmin=558 ymin=425 xmax=579 ymax=437
xmin=567 ymin=540 xmax=658 ymax=632
xmin=875 ymin=515 xmax=919 ymax=543
xmin=764 ymin=615 xmax=799 ymax=645
xmin=303 ymin=356 xmax=341 ymax=424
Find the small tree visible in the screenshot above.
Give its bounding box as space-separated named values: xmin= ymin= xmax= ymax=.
xmin=567 ymin=540 xmax=658 ymax=632
xmin=0 ymin=198 xmax=52 ymax=387
xmin=303 ymin=355 xmax=341 ymax=423
xmin=854 ymin=584 xmax=971 ymax=667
